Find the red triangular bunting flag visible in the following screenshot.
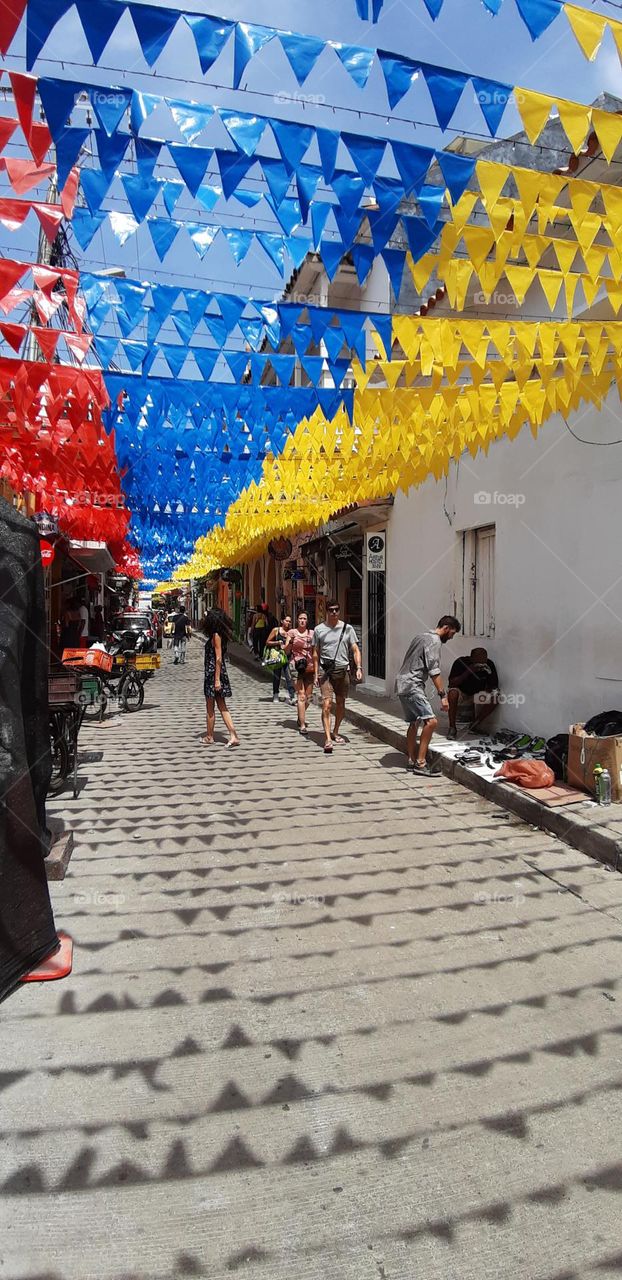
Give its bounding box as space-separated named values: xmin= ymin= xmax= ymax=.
xmin=0 ymin=0 xmax=27 ymax=56
xmin=32 ymin=265 xmax=61 ymax=294
xmin=0 ymin=287 xmax=32 ymax=315
xmin=60 ymin=269 xmax=79 ymax=308
xmin=5 ymin=157 xmax=55 ymax=195
xmin=0 ymin=117 xmax=17 ymax=153
xmin=0 ymin=197 xmax=31 ymax=229
xmin=32 ymin=327 xmax=60 ymax=361
xmin=0 ymin=258 xmax=28 ymax=300
xmin=32 ymin=203 xmax=64 ymax=241
xmin=33 ymin=289 xmax=62 ymax=324
xmin=60 ymin=167 xmax=79 ymax=219
xmin=65 ymin=333 xmax=93 ymax=364
xmin=0 ymin=322 xmax=27 ymax=353
xmin=70 ymin=293 xmax=87 ymax=333
xmin=29 ymin=122 xmax=51 ymax=166
xmin=8 ymin=71 xmax=35 ymax=139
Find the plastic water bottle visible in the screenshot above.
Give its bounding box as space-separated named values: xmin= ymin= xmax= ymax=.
xmin=594 ymin=763 xmax=603 ymax=800
xmin=599 ymin=768 xmax=612 ymax=807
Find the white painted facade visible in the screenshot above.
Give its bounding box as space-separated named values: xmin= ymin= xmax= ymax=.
xmin=375 ymin=394 xmax=622 ymax=738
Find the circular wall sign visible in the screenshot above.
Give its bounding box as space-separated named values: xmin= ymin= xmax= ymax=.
xmin=268 ymin=537 xmax=293 ymax=561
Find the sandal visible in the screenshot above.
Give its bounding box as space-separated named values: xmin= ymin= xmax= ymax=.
xmin=331 ymin=734 xmax=346 ymax=745
xmin=324 ymin=742 xmax=333 ymax=754
xmin=200 ymin=736 xmax=215 ymax=745
xmin=226 ymin=738 xmax=240 ymax=749
xmin=299 ymin=725 xmax=308 ymax=735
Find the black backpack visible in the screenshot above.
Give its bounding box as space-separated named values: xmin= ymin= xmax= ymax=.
xmin=545 ymin=734 xmax=569 ymax=781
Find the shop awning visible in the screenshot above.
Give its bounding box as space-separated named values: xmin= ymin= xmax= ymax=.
xmin=68 ymin=541 xmax=114 ymax=574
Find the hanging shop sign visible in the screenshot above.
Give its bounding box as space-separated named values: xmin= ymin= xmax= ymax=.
xmin=366 ymin=532 xmax=386 ymax=572
xmin=268 ymin=537 xmax=293 ymax=561
xmin=39 ymin=539 xmax=55 ymax=567
xmin=34 ymin=511 xmax=60 ymax=537
xmin=333 ymin=544 xmax=354 ymax=561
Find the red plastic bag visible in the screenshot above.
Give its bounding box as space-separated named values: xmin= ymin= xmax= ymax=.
xmin=497 ymin=759 xmax=555 ymax=789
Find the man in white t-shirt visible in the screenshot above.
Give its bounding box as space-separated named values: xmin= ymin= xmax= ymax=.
xmin=77 ymin=597 xmax=90 ymax=639
xmin=313 ymin=599 xmax=362 ymax=755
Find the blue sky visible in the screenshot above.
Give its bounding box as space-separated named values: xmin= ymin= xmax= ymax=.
xmin=1 ymin=0 xmax=621 ymax=308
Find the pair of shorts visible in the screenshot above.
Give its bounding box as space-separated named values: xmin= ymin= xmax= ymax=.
xmin=399 ymin=689 xmax=435 ymax=723
xmin=319 ymin=669 xmax=350 ymax=700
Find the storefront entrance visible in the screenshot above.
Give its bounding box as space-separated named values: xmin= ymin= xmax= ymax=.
xmin=366 ymin=532 xmax=387 ymax=683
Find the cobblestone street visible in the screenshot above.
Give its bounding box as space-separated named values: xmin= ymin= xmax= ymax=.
xmin=3 ymin=641 xmax=622 ymax=1280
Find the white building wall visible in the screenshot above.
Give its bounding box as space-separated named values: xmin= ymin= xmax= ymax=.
xmin=385 ymin=396 xmax=622 ymax=737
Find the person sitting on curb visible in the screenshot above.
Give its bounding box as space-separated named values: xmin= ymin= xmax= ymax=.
xmin=396 ymin=616 xmax=461 ymax=775
xmin=447 ymin=647 xmax=499 ymax=738
xmin=313 ymin=600 xmax=363 ymax=754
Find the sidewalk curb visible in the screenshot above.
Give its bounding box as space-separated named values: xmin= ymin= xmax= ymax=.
xmin=228 ymin=643 xmax=622 ymax=874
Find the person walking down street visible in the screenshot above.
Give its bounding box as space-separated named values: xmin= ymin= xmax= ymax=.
xmin=252 ymin=603 xmax=276 ymax=660
xmin=201 ymin=608 xmax=240 ymax=748
xmin=172 ymin=604 xmax=191 ymax=665
xmin=252 ymin=605 xmax=267 ymax=659
xmin=266 ymin=615 xmax=297 ymax=705
xmin=286 ymin=611 xmax=315 ymax=736
xmin=396 ymin=616 xmax=461 ymax=775
xmin=313 ymin=600 xmax=362 ymax=755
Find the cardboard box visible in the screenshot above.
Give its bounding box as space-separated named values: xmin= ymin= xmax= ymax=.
xmin=567 ymin=723 xmax=622 ymax=801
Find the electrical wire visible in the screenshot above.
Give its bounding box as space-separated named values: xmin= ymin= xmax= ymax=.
xmin=561 ymin=414 xmax=622 ymax=444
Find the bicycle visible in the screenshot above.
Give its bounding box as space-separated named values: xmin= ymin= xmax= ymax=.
xmin=83 ymin=661 xmax=145 ymax=720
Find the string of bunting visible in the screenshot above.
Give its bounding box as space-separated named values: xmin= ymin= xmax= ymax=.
xmin=173 ymin=351 xmax=622 ymax=576
xmin=17 ymin=0 xmax=622 ymax=93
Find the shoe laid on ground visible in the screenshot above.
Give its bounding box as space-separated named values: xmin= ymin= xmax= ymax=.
xmin=455 ymin=750 xmax=482 ymax=767
xmin=447 ymin=727 xmax=458 ymax=739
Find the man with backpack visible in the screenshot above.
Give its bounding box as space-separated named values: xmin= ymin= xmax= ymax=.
xmin=171 ymin=604 xmax=191 ymax=665
xmin=313 ymin=600 xmax=363 ymax=755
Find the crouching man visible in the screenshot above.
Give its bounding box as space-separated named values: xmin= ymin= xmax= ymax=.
xmin=447 ymin=647 xmax=499 ymax=738
xmin=396 ymin=616 xmax=461 ymax=775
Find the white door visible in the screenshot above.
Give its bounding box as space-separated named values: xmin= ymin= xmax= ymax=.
xmin=475 ymin=525 xmax=495 ymax=638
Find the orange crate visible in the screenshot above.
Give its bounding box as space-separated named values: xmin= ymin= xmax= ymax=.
xmin=62 ymin=648 xmax=87 ymax=666
xmin=83 ymin=649 xmax=113 ymax=673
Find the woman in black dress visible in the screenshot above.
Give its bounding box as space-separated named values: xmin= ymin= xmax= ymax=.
xmin=201 ymin=608 xmax=240 ymax=747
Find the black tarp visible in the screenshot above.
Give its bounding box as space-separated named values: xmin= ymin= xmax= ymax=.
xmin=0 ymin=496 xmax=58 ymax=1002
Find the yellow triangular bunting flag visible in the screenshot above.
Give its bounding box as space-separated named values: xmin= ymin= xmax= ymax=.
xmin=476 ymin=161 xmax=510 ymax=212
xmin=552 ymin=239 xmax=578 ymax=275
xmin=565 ymin=5 xmax=608 ymax=60
xmin=556 ymin=99 xmax=591 ymax=154
xmin=591 ymin=109 xmax=622 ymax=164
xmin=538 ymin=270 xmax=564 ymax=311
xmin=516 ymin=90 xmax=553 ymax=144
